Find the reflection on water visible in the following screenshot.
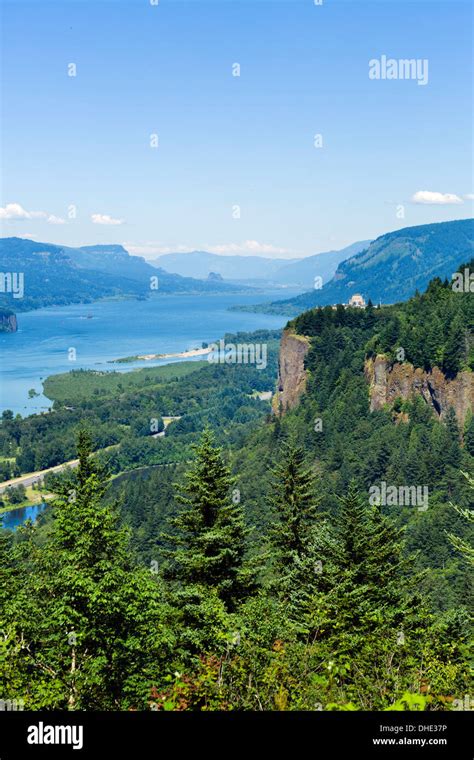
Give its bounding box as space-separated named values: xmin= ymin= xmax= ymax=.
xmin=0 ymin=503 xmax=47 ymax=531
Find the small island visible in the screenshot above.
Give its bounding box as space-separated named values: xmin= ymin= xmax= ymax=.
xmin=109 ymin=346 xmax=213 ymax=364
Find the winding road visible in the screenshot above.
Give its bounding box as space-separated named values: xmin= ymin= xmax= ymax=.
xmin=0 ymin=459 xmax=79 ymax=495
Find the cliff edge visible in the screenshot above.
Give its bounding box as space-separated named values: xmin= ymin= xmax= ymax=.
xmin=273 ymin=330 xmax=310 ymax=414
xmin=365 ymin=355 xmax=473 ymax=427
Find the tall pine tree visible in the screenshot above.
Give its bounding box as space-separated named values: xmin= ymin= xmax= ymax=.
xmin=267 ymin=439 xmax=322 ymax=630
xmin=268 ymin=439 xmax=320 ymax=572
xmin=309 ymin=484 xmax=425 ymax=650
xmin=165 ymin=427 xmax=254 ymax=610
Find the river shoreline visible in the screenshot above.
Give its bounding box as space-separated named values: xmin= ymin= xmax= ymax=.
xmin=0 ymin=502 xmax=48 ymax=530
xmin=110 ymin=346 xmax=213 ymax=364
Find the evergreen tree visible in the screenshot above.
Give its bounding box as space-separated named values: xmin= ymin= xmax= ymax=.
xmin=76 ymin=427 xmax=99 ymax=487
xmin=465 ymin=414 xmax=474 ymax=457
xmin=0 ymin=526 xmax=27 ymax=706
xmin=0 ymin=528 xmax=13 ymax=610
xmin=379 ymin=316 xmax=401 ymax=354
xmin=423 ymin=312 xmax=444 ymax=369
xmin=403 ymin=424 xmax=431 ymax=484
xmin=310 ymin=484 xmax=425 ymax=649
xmin=444 ymin=407 xmax=462 ymax=469
xmin=442 ymin=314 xmax=465 ymax=377
xmin=266 ymin=440 xmax=323 ymax=631
xmin=365 ymin=299 xmax=376 ymax=329
xmin=268 ymin=439 xmax=320 ymax=575
xmin=4 ymin=431 xmax=170 ymax=709
xmin=166 ymin=428 xmax=254 ymax=610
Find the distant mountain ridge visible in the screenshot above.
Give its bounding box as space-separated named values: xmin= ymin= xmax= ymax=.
xmin=0 ymin=238 xmax=251 ymax=312
xmin=152 ymin=240 xmax=370 ymax=286
xmin=271 ymin=240 xmax=371 ymax=287
xmin=152 ymin=251 xmax=291 ymax=281
xmin=237 ymin=219 xmax=474 ymax=315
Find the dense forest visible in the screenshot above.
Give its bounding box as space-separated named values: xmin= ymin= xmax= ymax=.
xmin=0 ymin=271 xmax=472 ymax=711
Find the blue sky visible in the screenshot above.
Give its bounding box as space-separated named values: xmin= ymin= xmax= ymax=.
xmin=1 ymin=0 xmax=472 ymax=259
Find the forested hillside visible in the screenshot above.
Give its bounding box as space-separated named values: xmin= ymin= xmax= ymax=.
xmin=0 ymin=272 xmax=472 ymax=711
xmin=0 ymin=238 xmax=251 ymax=312
xmin=238 ymin=219 xmax=473 ymax=315
xmin=0 ymin=331 xmax=282 ymax=481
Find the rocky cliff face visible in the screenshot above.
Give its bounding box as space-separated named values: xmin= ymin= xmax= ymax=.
xmin=365 ymin=355 xmax=473 ymax=427
xmin=0 ymin=311 xmax=17 ymax=333
xmin=274 ymin=337 xmax=472 ymax=426
xmin=273 ymin=330 xmax=310 ymax=414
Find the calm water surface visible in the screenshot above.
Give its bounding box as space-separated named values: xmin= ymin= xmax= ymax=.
xmin=0 ymin=503 xmax=47 ymax=530
xmin=0 ymin=290 xmax=299 ymax=416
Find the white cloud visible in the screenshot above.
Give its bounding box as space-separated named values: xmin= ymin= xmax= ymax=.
xmin=91 ymin=213 xmax=124 ymax=225
xmin=464 ymin=193 xmax=474 ymax=201
xmin=206 ymin=240 xmax=291 ymax=256
xmin=411 ymin=190 xmax=463 ymax=205
xmin=0 ymin=202 xmax=67 ymax=225
xmin=0 ymin=202 xmax=46 ymax=220
xmin=124 ymin=242 xmax=190 ymax=257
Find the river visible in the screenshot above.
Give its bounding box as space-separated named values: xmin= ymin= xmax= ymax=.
xmin=0 ymin=289 xmax=299 ymax=416
xmin=0 ymin=503 xmax=47 ymax=531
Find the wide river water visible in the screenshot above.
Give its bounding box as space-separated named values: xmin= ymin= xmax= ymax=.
xmin=0 ymin=290 xmax=299 ymax=416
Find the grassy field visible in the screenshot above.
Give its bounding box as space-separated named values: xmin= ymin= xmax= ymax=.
xmin=43 ymin=361 xmax=208 ymax=403
xmin=0 ymin=485 xmax=52 ymax=513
